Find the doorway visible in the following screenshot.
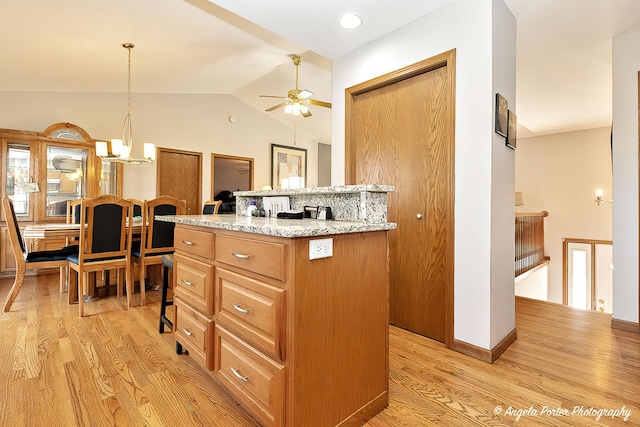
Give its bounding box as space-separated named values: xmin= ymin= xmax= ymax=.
xmin=156 ymin=147 xmax=202 ymax=214
xmin=563 ymin=238 xmax=613 ymax=313
xmin=345 ymin=50 xmax=455 ymax=345
xmin=211 ymin=154 xmax=253 ymax=214
xmin=317 ymin=143 xmax=331 ymax=186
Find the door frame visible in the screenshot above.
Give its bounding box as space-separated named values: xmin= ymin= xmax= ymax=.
xmin=344 ymin=49 xmax=456 ymax=348
xmin=210 ymin=153 xmax=254 ymax=199
xmin=562 ymin=237 xmax=613 ymax=310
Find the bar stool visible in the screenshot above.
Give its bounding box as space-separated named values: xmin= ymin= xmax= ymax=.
xmin=159 ymin=254 xmax=175 ymax=333
xmin=159 ymin=254 xmax=185 ymax=355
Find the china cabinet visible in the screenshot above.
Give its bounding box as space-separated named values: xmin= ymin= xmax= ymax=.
xmin=0 ymin=122 xmax=122 ymax=275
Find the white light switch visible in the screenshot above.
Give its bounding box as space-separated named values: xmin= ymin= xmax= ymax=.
xmin=309 ymin=238 xmax=333 ymax=260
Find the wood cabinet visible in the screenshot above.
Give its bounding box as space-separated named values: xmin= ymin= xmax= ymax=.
xmin=0 ymin=122 xmax=122 ymax=276
xmin=173 ymin=223 xmax=389 ymax=427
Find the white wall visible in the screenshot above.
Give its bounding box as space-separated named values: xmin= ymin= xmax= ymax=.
xmin=490 ymin=0 xmax=517 ymax=348
xmin=515 ymin=265 xmax=548 ymax=300
xmin=612 ymin=25 xmax=640 ymax=324
xmin=515 ymin=127 xmax=613 ymax=304
xmin=331 ymin=0 xmax=516 ymax=349
xmin=0 ymin=92 xmax=318 ymax=203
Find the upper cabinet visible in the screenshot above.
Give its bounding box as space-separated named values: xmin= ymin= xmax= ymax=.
xmin=1 ymin=122 xmax=123 ymax=223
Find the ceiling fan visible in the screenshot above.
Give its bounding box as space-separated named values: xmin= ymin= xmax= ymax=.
xmin=260 ymin=55 xmax=331 ymax=118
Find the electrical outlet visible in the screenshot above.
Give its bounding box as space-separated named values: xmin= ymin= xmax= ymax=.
xmin=309 ymin=238 xmax=333 ymax=260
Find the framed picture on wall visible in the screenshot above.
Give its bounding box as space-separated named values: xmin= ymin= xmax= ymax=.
xmin=495 ymin=93 xmax=508 ymax=137
xmin=506 ymin=110 xmax=517 ymax=149
xmin=271 ymin=144 xmax=307 ymax=190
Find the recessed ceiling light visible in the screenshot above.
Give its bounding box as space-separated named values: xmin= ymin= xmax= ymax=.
xmin=340 ymin=13 xmax=362 ymax=30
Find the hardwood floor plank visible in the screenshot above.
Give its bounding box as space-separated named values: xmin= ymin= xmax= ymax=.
xmin=1 ymin=275 xmax=640 ymax=426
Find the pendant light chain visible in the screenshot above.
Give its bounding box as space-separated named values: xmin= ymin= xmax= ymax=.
xmin=122 ymin=43 xmax=134 ymax=155
xmin=127 ymin=44 xmax=132 ymax=116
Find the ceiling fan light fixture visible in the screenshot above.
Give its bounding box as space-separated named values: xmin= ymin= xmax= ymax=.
xmin=260 ymin=54 xmax=331 ymax=118
xmin=340 ymin=13 xmax=362 ymax=30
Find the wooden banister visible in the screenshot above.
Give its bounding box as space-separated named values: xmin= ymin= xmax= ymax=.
xmin=515 ymin=211 xmax=549 ymax=217
xmin=515 ymin=211 xmax=549 ymax=277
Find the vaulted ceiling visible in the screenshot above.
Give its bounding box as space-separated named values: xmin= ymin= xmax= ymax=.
xmin=1 ymin=0 xmax=639 ymax=141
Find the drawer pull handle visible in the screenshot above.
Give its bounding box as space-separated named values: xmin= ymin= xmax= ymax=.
xmin=181 ymin=240 xmax=194 ymax=245
xmin=232 ymin=252 xmax=250 ymax=259
xmin=181 ymin=279 xmax=194 ymax=286
xmin=232 ymin=303 xmax=249 ymax=314
xmin=181 ymin=327 xmax=193 ymax=336
xmin=231 ymin=367 xmax=248 ymax=382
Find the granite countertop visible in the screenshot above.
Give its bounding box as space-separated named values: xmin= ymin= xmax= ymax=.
xmin=156 ymin=214 xmax=396 ymax=238
xmin=234 ymin=184 xmax=394 ymax=197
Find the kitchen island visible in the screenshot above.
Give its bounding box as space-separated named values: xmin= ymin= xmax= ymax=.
xmin=157 ymin=186 xmax=395 ymax=427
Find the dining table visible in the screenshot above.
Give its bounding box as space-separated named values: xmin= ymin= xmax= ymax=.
xmin=23 ymin=221 xmax=144 ymax=240
xmin=23 ymin=221 xmax=145 ymax=304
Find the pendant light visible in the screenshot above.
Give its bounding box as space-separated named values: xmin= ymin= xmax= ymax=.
xmin=96 ymin=43 xmax=155 ymax=164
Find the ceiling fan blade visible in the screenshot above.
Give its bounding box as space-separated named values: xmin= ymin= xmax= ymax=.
xmin=301 ymin=109 xmax=312 ymax=118
xmin=266 ymin=101 xmax=289 ymax=112
xmin=308 ymin=99 xmax=332 ymax=109
xmin=299 ymin=90 xmax=313 ymax=99
xmin=260 ymin=95 xmax=287 ymax=99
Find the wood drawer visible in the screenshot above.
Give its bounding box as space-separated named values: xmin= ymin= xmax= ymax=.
xmin=214 ymin=325 xmax=285 ymax=427
xmin=174 ymin=297 xmax=213 ymax=370
xmin=215 ymin=235 xmax=286 ymax=282
xmin=174 ymin=253 xmax=214 ymax=316
xmin=175 ymin=226 xmax=214 ymax=259
xmin=215 ymin=268 xmax=285 ymax=360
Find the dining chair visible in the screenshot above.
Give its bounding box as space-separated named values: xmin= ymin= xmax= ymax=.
xmin=132 ymin=195 xmax=186 ymax=306
xmin=2 ymin=196 xmax=78 ymax=313
xmin=128 ymin=198 xmax=143 ymax=218
xmin=62 ymin=198 xmax=84 ymax=293
xmin=202 ymin=200 xmax=222 ymax=214
xmin=67 ymin=195 xmax=133 ymax=317
xmin=66 ymin=198 xmax=83 ymax=227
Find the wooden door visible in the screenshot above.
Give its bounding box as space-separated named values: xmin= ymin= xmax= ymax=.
xmin=346 ymin=52 xmax=455 ymax=344
xmin=157 ymin=148 xmax=202 ymax=215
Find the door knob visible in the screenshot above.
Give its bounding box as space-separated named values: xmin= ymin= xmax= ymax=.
xmin=416 ymin=214 xmax=422 ymax=219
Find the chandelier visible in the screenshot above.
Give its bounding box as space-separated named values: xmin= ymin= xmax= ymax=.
xmin=96 ymin=43 xmax=155 ymax=164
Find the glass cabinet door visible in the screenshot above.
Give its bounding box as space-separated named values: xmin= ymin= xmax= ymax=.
xmin=5 ymin=143 xmax=32 ymax=218
xmin=100 ymin=161 xmax=119 ymax=195
xmin=45 ymin=145 xmax=88 ymax=218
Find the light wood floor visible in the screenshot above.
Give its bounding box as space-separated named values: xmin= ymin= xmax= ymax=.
xmin=1 ymin=274 xmax=639 ymax=426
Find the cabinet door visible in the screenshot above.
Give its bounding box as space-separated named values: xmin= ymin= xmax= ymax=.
xmin=3 ymin=142 xmax=34 ymax=222
xmin=0 ymin=227 xmax=16 ymax=272
xmin=44 ymin=144 xmax=88 ymax=219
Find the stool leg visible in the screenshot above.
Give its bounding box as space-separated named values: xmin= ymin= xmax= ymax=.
xmin=159 ymin=264 xmax=172 ymax=333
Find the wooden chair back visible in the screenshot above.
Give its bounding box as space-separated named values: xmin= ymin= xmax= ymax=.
xmin=128 ymin=198 xmax=143 ymax=218
xmin=141 ymin=195 xmax=186 ymax=257
xmin=77 ymin=195 xmax=133 ymax=263
xmin=66 ymin=199 xmax=83 ymax=225
xmin=202 ymin=200 xmax=222 ymax=215
xmin=3 ymin=196 xmax=28 ymax=260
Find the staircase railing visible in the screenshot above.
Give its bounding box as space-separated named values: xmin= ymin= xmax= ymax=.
xmin=515 ymin=211 xmax=549 ymax=277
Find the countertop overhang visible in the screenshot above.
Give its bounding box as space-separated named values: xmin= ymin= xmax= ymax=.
xmin=157 ymin=214 xmax=396 ymax=238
